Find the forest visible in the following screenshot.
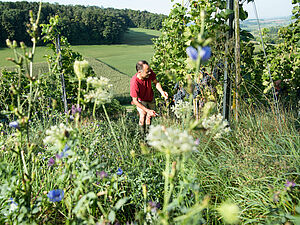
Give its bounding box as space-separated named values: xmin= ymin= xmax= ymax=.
xmin=0 ymin=1 xmax=167 ymax=46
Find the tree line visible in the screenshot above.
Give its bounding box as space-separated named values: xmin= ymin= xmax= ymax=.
xmin=0 ymin=1 xmax=167 ymax=46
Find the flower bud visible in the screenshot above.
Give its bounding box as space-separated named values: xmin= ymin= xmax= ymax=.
xmin=142 ymin=184 xmax=147 ymax=200
xmin=20 ymin=42 xmax=26 ymax=49
xmin=74 ymin=60 xmax=90 ymax=81
xmin=12 ymin=40 xmax=17 ymax=48
xmin=6 ymin=39 xmax=12 ymax=48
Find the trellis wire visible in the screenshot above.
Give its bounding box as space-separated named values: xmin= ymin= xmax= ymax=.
xmin=252 ymin=0 xmax=282 ymax=129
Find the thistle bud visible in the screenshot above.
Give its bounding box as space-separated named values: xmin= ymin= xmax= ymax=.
xmin=29 ymin=10 xmax=33 ymax=20
xmin=6 ymin=39 xmax=12 ymax=48
xmin=10 ymin=84 xmax=18 ymax=95
xmin=130 ymin=150 xmax=135 ymax=158
xmin=52 ymin=99 xmax=57 ymax=109
xmin=12 ymin=40 xmax=17 ymax=48
xmin=20 ymin=42 xmax=26 ymax=49
xmin=74 ymin=60 xmax=90 ymax=81
xmin=17 ymin=57 xmax=23 ymax=66
xmin=142 ymin=184 xmax=147 ymax=200
xmin=28 ymin=51 xmax=32 ymax=59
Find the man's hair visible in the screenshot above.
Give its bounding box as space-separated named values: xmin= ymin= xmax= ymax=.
xmin=136 ymin=60 xmax=149 ymax=72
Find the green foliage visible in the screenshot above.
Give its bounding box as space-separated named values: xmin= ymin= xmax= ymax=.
xmin=151 ymin=0 xmax=248 ymax=97
xmin=260 ymin=1 xmax=299 ymax=104
xmin=40 ymin=15 xmax=87 ymax=109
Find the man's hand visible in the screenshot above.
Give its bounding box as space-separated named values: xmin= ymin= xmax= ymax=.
xmin=161 ymin=91 xmax=168 ymax=100
xmin=147 ymin=109 xmax=157 ymax=117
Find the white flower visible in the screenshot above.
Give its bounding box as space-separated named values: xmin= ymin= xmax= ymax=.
xmin=171 ymin=100 xmax=193 ymax=119
xmin=202 ymin=113 xmax=230 ymax=138
xmin=85 ymin=76 xmax=113 ymax=104
xmin=43 ymin=123 xmax=72 ymax=150
xmin=146 ymin=125 xmax=197 ymax=154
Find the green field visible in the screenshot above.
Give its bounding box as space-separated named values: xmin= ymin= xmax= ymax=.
xmin=0 ymin=28 xmax=160 ymax=100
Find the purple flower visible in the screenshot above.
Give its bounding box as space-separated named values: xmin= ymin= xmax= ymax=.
xmin=117 ymin=168 xmax=123 ymax=175
xmin=285 ymin=180 xmax=296 ymax=188
xmin=194 ymin=138 xmax=200 ymax=145
xmin=47 ymin=189 xmax=64 ymax=202
xmin=48 ymin=158 xmax=55 ymax=166
xmin=199 ymin=46 xmax=211 ymax=62
xmin=148 ymin=201 xmax=160 ymax=213
xmin=97 ymin=171 xmax=108 ymax=179
xmin=71 ymin=105 xmax=82 ymax=115
xmin=9 ymin=121 xmax=19 ymax=129
xmin=186 ymin=46 xmax=198 ymax=61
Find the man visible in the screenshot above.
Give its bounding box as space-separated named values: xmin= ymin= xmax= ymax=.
xmin=130 ymin=60 xmax=168 ymax=137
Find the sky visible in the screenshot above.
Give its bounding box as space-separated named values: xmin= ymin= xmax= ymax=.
xmin=2 ymin=0 xmax=294 ymax=19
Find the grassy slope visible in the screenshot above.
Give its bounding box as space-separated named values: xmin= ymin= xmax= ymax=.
xmin=0 ymin=28 xmax=160 ymax=100
xmin=0 ymin=28 xmax=160 ymax=70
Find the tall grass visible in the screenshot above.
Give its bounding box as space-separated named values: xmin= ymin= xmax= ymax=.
xmin=1 ymin=104 xmax=298 ymax=224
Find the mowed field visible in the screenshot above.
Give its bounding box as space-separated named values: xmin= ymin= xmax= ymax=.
xmin=0 ymin=28 xmax=161 ymax=100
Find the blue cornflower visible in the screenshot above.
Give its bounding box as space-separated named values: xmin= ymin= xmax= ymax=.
xmin=186 ymin=21 xmax=196 ymax=27
xmin=199 ymin=46 xmax=211 ymax=62
xmin=9 ymin=197 xmax=18 ymax=206
xmin=47 ymin=189 xmax=64 ymax=202
xmin=8 ymin=198 xmax=18 ymax=211
xmin=117 ymin=168 xmax=123 ymax=175
xmin=186 ymin=46 xmax=198 ymax=61
xmin=186 ymin=46 xmax=211 ymax=62
xmin=9 ymin=121 xmax=19 ymax=129
xmin=56 ymin=144 xmax=70 ymax=159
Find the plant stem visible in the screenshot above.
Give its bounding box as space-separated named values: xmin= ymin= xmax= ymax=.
xmin=163 ymin=152 xmax=170 ymax=212
xmin=102 ymin=104 xmax=124 ymax=162
xmin=93 ymin=101 xmax=97 ymax=120
xmin=77 ymin=79 xmax=81 ymax=107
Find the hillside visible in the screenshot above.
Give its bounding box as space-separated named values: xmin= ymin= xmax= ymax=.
xmin=0 ymin=28 xmax=161 ymax=103
xmin=241 ymin=16 xmax=292 ymax=32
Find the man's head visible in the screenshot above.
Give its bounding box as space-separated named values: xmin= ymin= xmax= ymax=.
xmin=136 ymin=60 xmax=151 ymax=80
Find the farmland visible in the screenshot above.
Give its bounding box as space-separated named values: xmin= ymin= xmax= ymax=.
xmin=0 ymin=28 xmax=160 ymax=101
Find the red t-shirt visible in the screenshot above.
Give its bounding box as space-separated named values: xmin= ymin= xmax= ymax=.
xmin=130 ymin=70 xmax=156 ymax=102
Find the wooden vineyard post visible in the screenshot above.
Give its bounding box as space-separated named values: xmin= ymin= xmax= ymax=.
xmin=55 ymin=35 xmax=68 ymax=115
xmin=223 ymin=0 xmax=234 ymax=122
xmin=234 ymin=0 xmax=241 ymax=121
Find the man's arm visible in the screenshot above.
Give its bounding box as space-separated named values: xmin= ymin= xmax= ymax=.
xmin=153 ymin=79 xmax=168 ymax=100
xmin=132 ymin=97 xmax=156 ymax=117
